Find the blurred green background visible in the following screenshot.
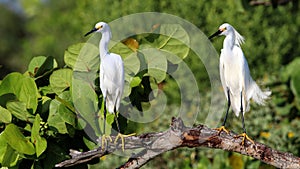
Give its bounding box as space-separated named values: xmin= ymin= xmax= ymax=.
xmin=0 ymin=0 xmax=299 ymax=168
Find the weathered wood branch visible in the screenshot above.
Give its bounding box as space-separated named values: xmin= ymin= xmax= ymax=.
xmin=56 ymin=117 xmax=300 ymax=168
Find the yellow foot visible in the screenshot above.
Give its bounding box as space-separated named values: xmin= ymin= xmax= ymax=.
xmin=114 ymin=133 xmax=136 ymax=151
xmin=100 ymin=134 xmax=113 ymax=150
xmin=234 ymin=133 xmax=255 ymax=146
xmin=214 ymin=126 xmax=229 ymax=135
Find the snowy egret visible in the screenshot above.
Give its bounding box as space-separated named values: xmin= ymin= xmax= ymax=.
xmin=85 ymin=22 xmax=134 ymax=150
xmin=209 ymin=23 xmax=271 ymax=145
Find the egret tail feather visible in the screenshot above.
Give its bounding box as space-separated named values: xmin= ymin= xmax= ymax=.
xmin=248 ymin=81 xmax=271 ymax=105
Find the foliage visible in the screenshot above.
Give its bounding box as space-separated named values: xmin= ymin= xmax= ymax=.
xmin=0 ymin=22 xmax=194 ymax=168
xmin=0 ymin=0 xmax=299 ymax=168
xmin=0 ymin=55 xmax=74 ymax=168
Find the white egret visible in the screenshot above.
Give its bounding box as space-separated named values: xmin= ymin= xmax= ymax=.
xmin=209 ymin=23 xmax=271 ymax=145
xmin=85 ymin=22 xmax=134 ymax=150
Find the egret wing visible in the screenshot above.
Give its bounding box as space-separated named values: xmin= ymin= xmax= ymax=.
xmin=100 ymin=53 xmax=124 ymax=112
xmin=219 ymin=50 xmax=228 ymax=100
xmin=233 ymin=46 xmax=251 ymax=112
xmin=110 ymin=53 xmax=124 ymax=111
xmin=100 ymin=54 xmax=123 ymax=89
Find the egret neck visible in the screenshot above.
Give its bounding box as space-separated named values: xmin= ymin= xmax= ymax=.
xmin=223 ymin=31 xmax=235 ymax=50
xmin=99 ymin=30 xmax=111 ymax=59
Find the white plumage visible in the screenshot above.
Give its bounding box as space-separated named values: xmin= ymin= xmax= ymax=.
xmin=85 ymin=22 xmax=135 ymax=151
xmin=214 ymin=23 xmax=271 ymax=116
xmin=85 ymin=22 xmax=124 ymax=114
xmin=209 ymin=23 xmax=271 ymax=144
xmin=100 ymin=52 xmax=124 ymax=113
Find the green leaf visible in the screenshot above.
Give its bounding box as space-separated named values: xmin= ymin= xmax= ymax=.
xmin=73 ymin=43 xmax=99 ymax=72
xmin=49 ymin=68 xmax=73 ymax=95
xmin=141 ymin=24 xmax=190 ymax=64
xmin=1 ymin=144 xmax=19 ymax=167
xmin=36 ymin=137 xmax=47 ymax=158
xmin=149 ymin=76 xmax=159 ymax=97
xmin=130 ymin=76 xmax=142 ymax=88
xmin=83 ymin=136 xmax=97 ymax=150
xmin=31 ymin=114 xmax=47 ymax=157
xmin=142 ymin=49 xmax=167 ymax=83
xmin=72 ymin=71 xmax=100 ymax=135
xmin=0 ymin=106 xmax=12 ymax=123
xmin=110 ymin=40 xmax=134 ymax=59
xmin=48 ymin=99 xmax=68 ymax=134
xmin=123 ymin=53 xmax=141 ymax=97
xmin=28 ymin=56 xmax=57 ymax=76
xmin=0 ymin=72 xmax=39 ymax=112
xmin=0 ymin=93 xmax=17 ymax=108
xmin=6 ymin=101 xmax=35 ymax=122
xmin=34 ymin=56 xmax=57 ymax=79
xmin=39 ymin=85 xmax=54 ymax=96
xmin=2 ymin=124 xmax=35 ymax=155
xmin=55 ymin=92 xmax=76 ymax=127
xmin=0 ymin=133 xmax=8 ymax=163
xmin=64 ymin=43 xmax=85 ymax=69
xmin=40 ymin=96 xmax=52 ymax=114
xmin=48 ymin=92 xmax=76 ymax=134
xmin=105 ymin=110 xmax=115 ymax=126
xmin=124 ymin=52 xmax=141 ymax=77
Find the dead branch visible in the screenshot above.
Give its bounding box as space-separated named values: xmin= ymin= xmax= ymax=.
xmin=55 ymin=117 xmax=300 ymax=169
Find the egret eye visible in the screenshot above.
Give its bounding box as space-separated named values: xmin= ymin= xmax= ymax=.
xmin=220 ymin=27 xmax=226 ymax=32
xmin=96 ymin=25 xmax=103 ymax=30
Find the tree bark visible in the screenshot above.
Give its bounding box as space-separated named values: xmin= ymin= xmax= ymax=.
xmin=55 ymin=117 xmax=300 ymax=169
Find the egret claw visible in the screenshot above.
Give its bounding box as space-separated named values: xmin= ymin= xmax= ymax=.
xmin=214 ymin=126 xmax=229 ymax=135
xmin=234 ymin=133 xmax=255 ymax=145
xmin=100 ymin=134 xmax=113 ymax=150
xmin=114 ymin=133 xmax=136 ymax=151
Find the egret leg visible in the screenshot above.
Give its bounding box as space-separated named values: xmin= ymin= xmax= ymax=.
xmin=113 ymin=110 xmax=136 ymax=151
xmin=103 ymin=100 xmax=106 ymax=134
xmin=241 ymin=107 xmax=246 ymax=134
xmin=113 ymin=110 xmax=121 ymax=134
xmin=222 ymin=88 xmax=231 ymax=126
xmin=100 ymin=99 xmax=112 ymax=150
xmin=215 ymin=88 xmax=230 ymax=134
xmin=234 ymin=91 xmax=255 ymax=145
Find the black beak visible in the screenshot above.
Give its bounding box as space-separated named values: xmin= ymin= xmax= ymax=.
xmin=208 ymin=29 xmax=222 ymax=39
xmin=84 ymin=28 xmax=97 ymax=37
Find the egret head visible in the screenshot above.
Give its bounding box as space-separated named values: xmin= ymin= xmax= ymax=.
xmin=84 ymin=22 xmax=111 ymax=37
xmin=209 ymin=23 xmax=232 ymax=39
xmin=209 ymin=23 xmax=244 ymax=46
xmin=218 ymin=23 xmax=233 ymax=36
